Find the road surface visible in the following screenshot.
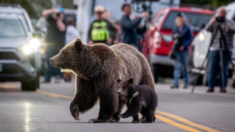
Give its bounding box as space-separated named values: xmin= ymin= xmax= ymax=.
xmin=0 ymin=79 xmax=235 ymax=132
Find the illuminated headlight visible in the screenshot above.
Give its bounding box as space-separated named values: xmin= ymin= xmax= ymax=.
xmin=198 ymin=32 xmax=205 ymax=41
xmin=29 ymin=38 xmax=41 ymax=48
xmin=22 ymin=45 xmax=33 ymax=55
xmin=22 ymin=39 xmax=41 ymax=55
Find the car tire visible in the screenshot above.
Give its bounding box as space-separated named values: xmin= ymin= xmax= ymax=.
xmin=21 ymin=79 xmax=37 ymax=91
xmin=36 ymin=71 xmax=40 ymax=89
xmin=151 ymin=64 xmax=159 ymax=83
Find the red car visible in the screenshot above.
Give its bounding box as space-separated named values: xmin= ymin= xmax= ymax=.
xmin=142 ymin=7 xmax=214 ymax=82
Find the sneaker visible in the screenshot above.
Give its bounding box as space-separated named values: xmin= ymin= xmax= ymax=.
xmin=206 ymin=88 xmax=214 ymax=93
xmin=220 ymin=89 xmax=227 ymax=93
xmin=183 ymin=85 xmax=188 ymax=89
xmin=170 ymin=85 xmax=179 ymax=89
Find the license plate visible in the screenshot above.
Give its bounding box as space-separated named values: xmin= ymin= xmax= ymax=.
xmin=0 ymin=64 xmax=2 ymax=72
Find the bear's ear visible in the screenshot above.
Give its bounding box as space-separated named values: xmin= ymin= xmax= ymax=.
xmin=74 ymin=39 xmax=82 ymax=51
xmin=128 ymin=78 xmax=133 ymax=84
xmin=117 ymin=79 xmax=121 ymax=83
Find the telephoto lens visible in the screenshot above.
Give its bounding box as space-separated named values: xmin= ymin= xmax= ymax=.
xmin=56 ymin=13 xmax=61 ymax=17
xmin=216 ymin=16 xmax=225 ymax=23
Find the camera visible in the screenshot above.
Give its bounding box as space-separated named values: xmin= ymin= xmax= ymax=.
xmin=216 ymin=16 xmax=225 ymax=23
xmin=56 ymin=13 xmax=61 ymax=17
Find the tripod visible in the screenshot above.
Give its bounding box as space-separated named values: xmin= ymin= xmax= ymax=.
xmin=191 ymin=24 xmax=235 ymax=93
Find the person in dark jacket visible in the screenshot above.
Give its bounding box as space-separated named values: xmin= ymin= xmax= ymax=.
xmin=42 ymin=7 xmax=65 ymax=83
xmin=120 ymin=3 xmax=148 ymax=49
xmin=171 ymin=13 xmax=193 ymax=89
xmin=88 ymin=5 xmax=117 ymax=45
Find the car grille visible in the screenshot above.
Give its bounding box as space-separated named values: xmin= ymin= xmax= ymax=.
xmin=0 ymin=64 xmax=22 ymax=74
xmin=0 ymin=52 xmax=19 ymax=61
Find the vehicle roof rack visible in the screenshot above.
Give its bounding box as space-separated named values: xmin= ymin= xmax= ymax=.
xmin=0 ymin=4 xmax=22 ymax=8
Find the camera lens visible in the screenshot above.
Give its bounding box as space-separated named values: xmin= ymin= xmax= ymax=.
xmin=56 ymin=13 xmax=60 ymax=17
xmin=216 ymin=16 xmax=225 ymax=23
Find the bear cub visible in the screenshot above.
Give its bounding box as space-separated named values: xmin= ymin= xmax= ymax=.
xmin=117 ymin=78 xmax=157 ymax=123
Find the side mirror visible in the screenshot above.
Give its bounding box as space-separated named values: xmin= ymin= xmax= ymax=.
xmin=33 ymin=31 xmax=43 ymax=39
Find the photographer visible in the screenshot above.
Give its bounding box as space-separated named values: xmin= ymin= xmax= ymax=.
xmin=42 ymin=7 xmax=66 ymax=83
xmin=120 ymin=3 xmax=148 ymax=50
xmin=205 ymin=7 xmax=235 ymax=93
xmin=171 ymin=13 xmax=193 ymax=89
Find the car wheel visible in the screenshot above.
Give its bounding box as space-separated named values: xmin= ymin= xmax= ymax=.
xmin=36 ymin=71 xmax=40 ymax=89
xmin=150 ymin=64 xmax=159 ymax=83
xmin=21 ymin=79 xmax=37 ymax=91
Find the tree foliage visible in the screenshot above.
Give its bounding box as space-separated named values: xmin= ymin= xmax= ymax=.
xmin=181 ymin=0 xmax=234 ymax=8
xmin=0 ymin=0 xmax=74 ymax=19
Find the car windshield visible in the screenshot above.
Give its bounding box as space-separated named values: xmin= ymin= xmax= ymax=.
xmin=162 ymin=11 xmax=213 ymax=31
xmin=0 ymin=19 xmax=26 ymax=37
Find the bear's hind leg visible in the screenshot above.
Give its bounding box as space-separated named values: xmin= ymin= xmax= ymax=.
xmin=142 ymin=108 xmax=155 ymax=123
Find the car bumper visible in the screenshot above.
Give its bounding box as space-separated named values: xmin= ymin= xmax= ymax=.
xmin=0 ymin=60 xmax=36 ymax=82
xmin=150 ymin=54 xmax=174 ymax=66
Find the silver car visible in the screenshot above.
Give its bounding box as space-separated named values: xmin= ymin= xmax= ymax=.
xmin=0 ymin=14 xmax=41 ymax=91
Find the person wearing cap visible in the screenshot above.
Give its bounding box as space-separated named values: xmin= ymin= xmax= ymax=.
xmin=120 ymin=3 xmax=148 ymax=49
xmin=42 ymin=8 xmax=66 ymax=83
xmin=88 ymin=5 xmax=117 ymax=45
xmin=170 ymin=13 xmax=193 ymax=89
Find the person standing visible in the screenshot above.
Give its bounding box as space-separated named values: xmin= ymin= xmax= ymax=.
xmin=65 ymin=17 xmax=80 ymax=45
xmin=171 ymin=13 xmax=193 ymax=89
xmin=63 ymin=17 xmax=79 ymax=82
xmin=205 ymin=7 xmax=235 ymax=93
xmin=102 ymin=9 xmax=118 ymax=45
xmin=42 ymin=7 xmax=65 ymax=83
xmin=120 ymin=3 xmax=148 ymax=49
xmin=88 ymin=5 xmax=117 ymax=45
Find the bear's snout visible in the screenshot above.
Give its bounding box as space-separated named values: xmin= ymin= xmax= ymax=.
xmin=49 ymin=57 xmax=57 ymax=67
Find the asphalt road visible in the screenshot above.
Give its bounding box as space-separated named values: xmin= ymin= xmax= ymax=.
xmin=0 ymin=79 xmax=235 ymax=132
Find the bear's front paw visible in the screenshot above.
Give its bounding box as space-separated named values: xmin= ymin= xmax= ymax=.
xmin=142 ymin=120 xmax=153 ymax=123
xmin=110 ymin=117 xmax=120 ymax=123
xmin=132 ymin=120 xmax=139 ymax=123
xmin=140 ymin=117 xmax=146 ymax=123
xmin=119 ymin=114 xmax=128 ymax=118
xmin=70 ymin=104 xmax=79 ymax=120
xmin=88 ymin=118 xmax=107 ymax=123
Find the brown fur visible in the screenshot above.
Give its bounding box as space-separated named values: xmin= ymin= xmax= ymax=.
xmin=50 ymin=39 xmax=155 ymax=122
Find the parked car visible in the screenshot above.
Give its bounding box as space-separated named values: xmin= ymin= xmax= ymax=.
xmin=0 ymin=6 xmax=41 ymax=91
xmin=191 ymin=2 xmax=235 ymax=86
xmin=142 ymin=7 xmax=214 ymax=82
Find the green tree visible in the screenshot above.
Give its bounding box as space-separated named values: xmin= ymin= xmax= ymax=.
xmin=0 ymin=0 xmax=74 ymax=19
xmin=181 ymin=0 xmax=234 ymax=8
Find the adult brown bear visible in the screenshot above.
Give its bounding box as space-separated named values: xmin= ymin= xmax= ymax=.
xmin=50 ymin=39 xmax=156 ymax=123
